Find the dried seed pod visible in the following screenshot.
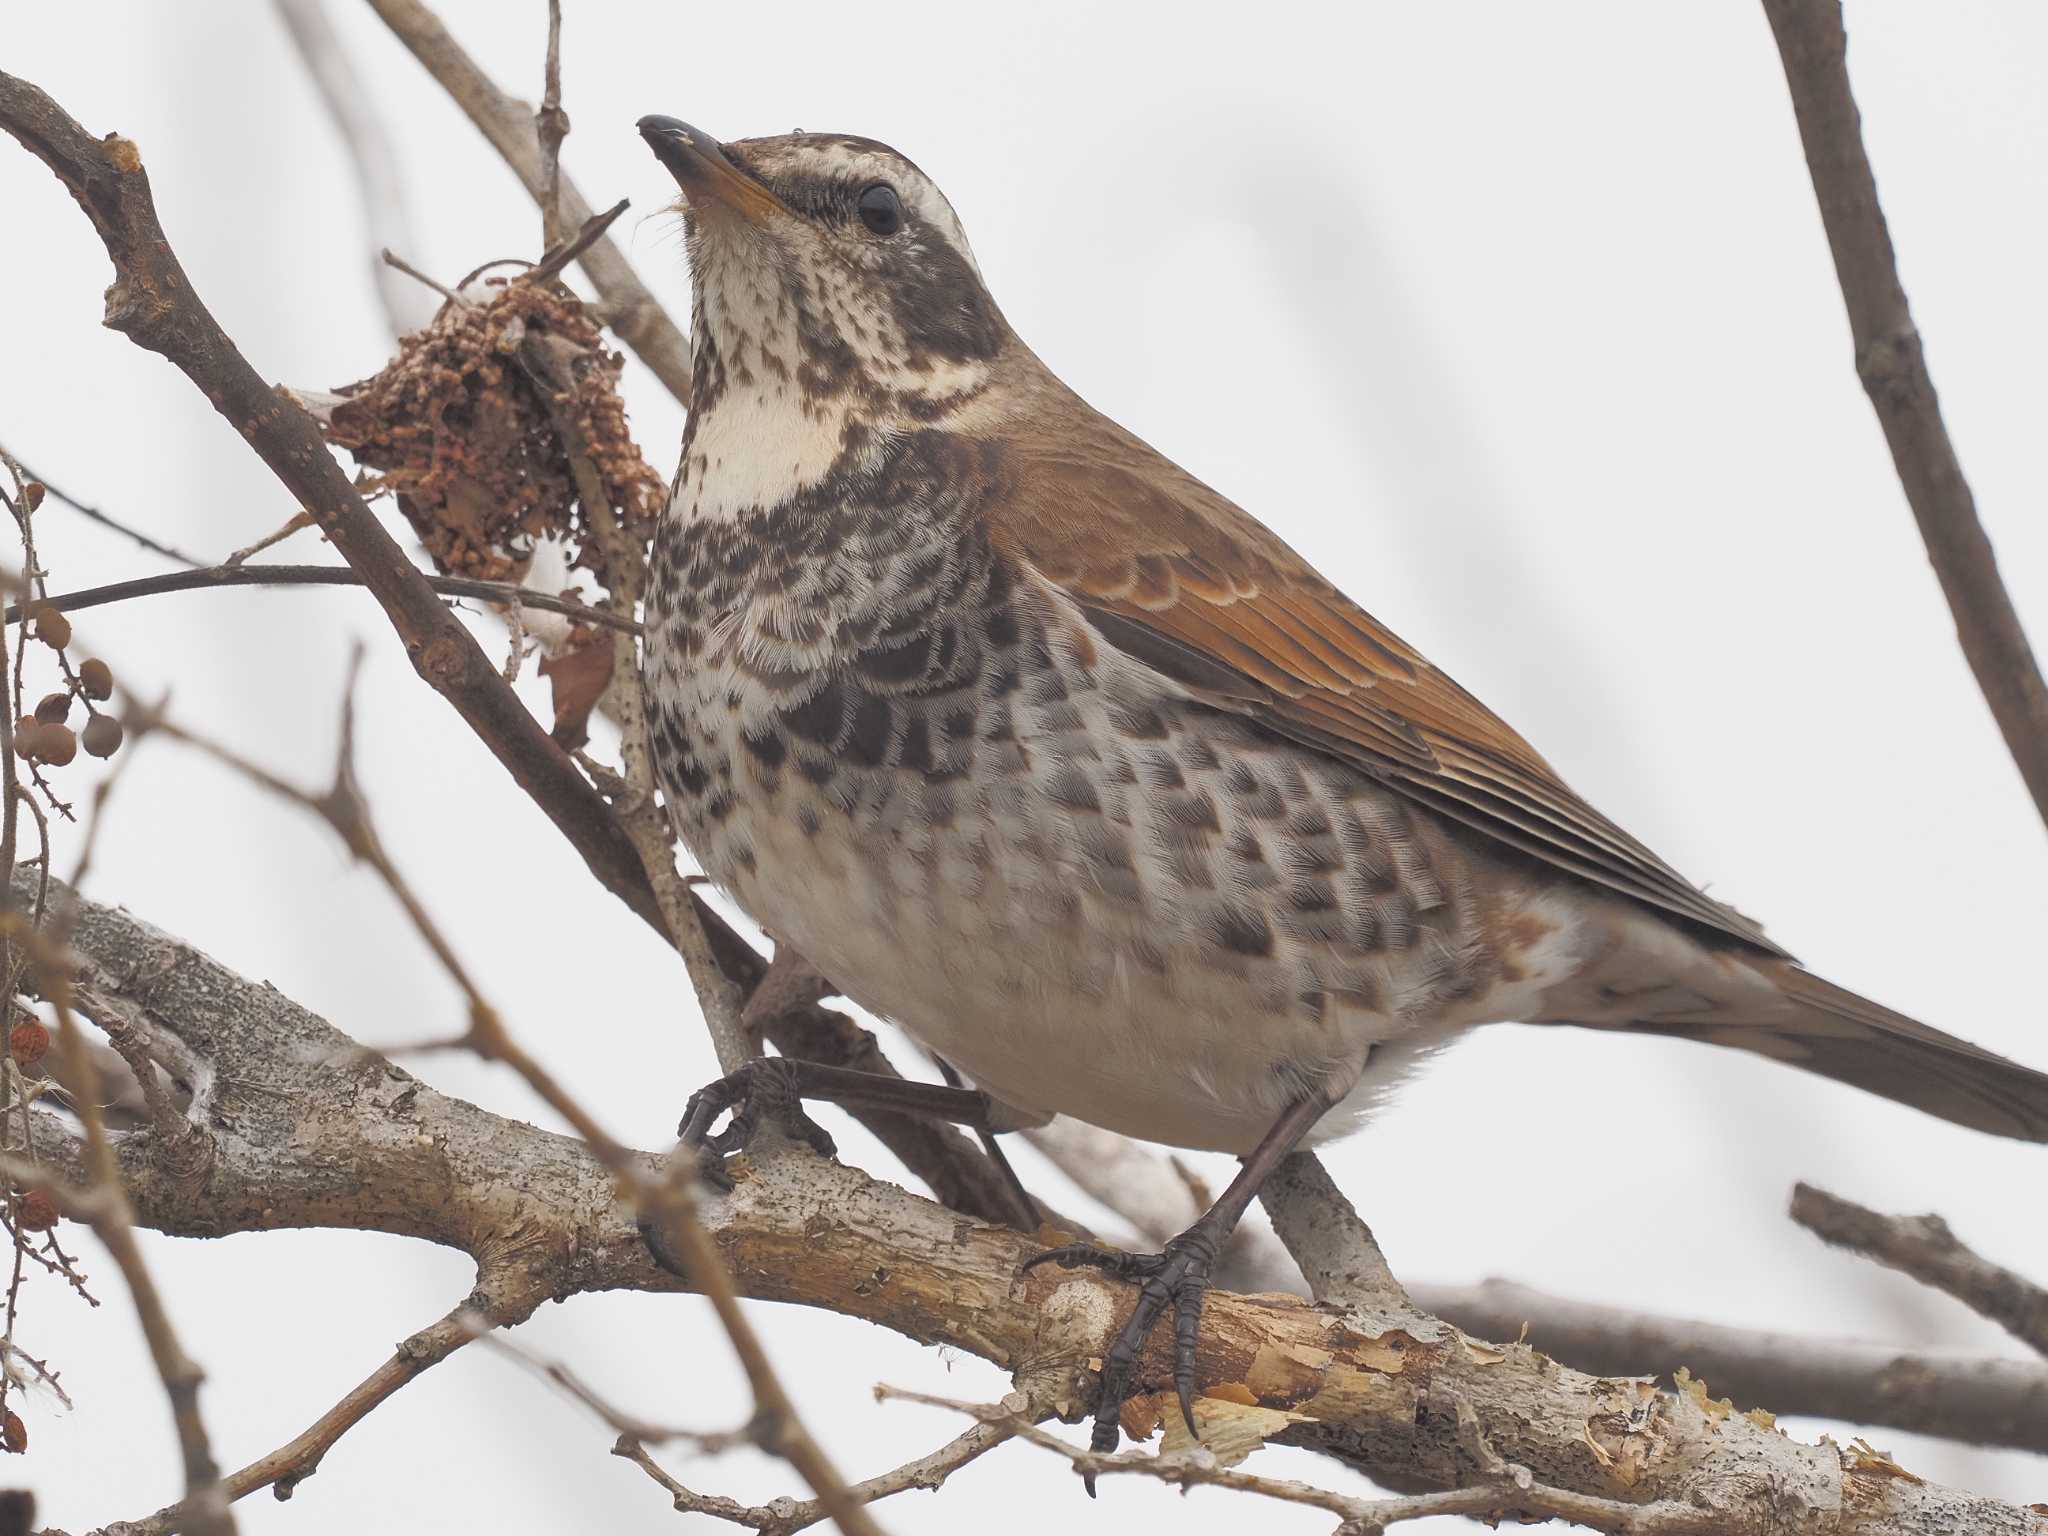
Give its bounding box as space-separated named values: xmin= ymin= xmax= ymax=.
xmin=33 ymin=693 xmax=69 ymax=725
xmin=10 ymin=719 xmax=38 ymax=760
xmin=22 ymin=482 xmax=44 ymax=513
xmin=16 ymin=1192 xmax=56 ymax=1233
xmin=82 ymin=714 xmax=123 ymax=760
xmin=35 ymin=724 xmax=75 ymax=767
xmin=0 ymin=1410 xmax=23 ymax=1454
xmin=29 ymin=606 xmax=70 ymax=650
xmin=78 ymin=657 xmax=113 ymax=700
xmin=7 ymin=1018 xmax=46 ymax=1067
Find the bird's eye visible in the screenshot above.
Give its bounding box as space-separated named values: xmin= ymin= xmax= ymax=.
xmin=856 ymin=183 xmax=903 ymax=236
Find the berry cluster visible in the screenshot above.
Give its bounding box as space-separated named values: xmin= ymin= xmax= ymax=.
xmin=11 ymin=608 xmax=119 ymax=768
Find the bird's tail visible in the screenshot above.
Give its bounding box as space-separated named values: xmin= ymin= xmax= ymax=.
xmin=1624 ymin=961 xmax=2048 ymax=1143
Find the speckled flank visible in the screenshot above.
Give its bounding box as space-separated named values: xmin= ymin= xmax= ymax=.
xmin=649 ymin=422 xmax=1532 ymax=1152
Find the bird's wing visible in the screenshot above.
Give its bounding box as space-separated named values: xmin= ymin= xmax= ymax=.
xmin=986 ymin=403 xmax=1786 ymax=955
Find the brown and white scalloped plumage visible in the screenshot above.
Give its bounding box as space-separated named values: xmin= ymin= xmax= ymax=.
xmin=640 ymin=123 xmax=2048 ymax=1153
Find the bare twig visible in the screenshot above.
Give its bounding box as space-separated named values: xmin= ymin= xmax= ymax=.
xmin=111 ymin=1279 xmax=545 ymax=1535
xmin=272 ymin=0 xmax=437 ymax=336
xmin=877 ymin=1387 xmax=1732 ymax=1535
xmin=616 ymin=1410 xmax=1022 ymax=1535
xmin=0 ymin=446 xmax=204 ymax=567
xmin=28 ymin=942 xmax=234 ymax=1534
xmin=515 ymin=329 xmax=751 ymax=1074
xmin=140 ymin=675 xmax=881 ymax=1536
xmin=221 ymin=509 xmax=315 ymax=566
xmin=1792 ymin=1183 xmax=2048 ymax=1359
xmin=363 ymin=0 xmax=692 ymax=401
xmin=474 ymin=1327 xmax=754 ymax=1455
xmin=7 ymin=560 xmax=637 ymax=633
xmin=1761 ymin=0 xmax=2048 ymax=828
xmin=535 ymin=0 xmax=568 ymax=247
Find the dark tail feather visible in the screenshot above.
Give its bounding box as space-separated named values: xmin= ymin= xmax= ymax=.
xmin=1629 ymin=965 xmax=2048 ymax=1144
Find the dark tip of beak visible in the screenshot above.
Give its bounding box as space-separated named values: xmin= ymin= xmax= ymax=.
xmin=638 ymin=115 xmax=722 ymax=180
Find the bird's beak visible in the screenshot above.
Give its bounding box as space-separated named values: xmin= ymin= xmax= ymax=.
xmin=637 ymin=116 xmax=783 ymax=222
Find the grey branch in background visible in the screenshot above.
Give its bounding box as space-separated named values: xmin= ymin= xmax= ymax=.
xmin=1761 ymin=0 xmax=2048 ymax=829
xmin=1792 ymin=1183 xmax=2048 ymax=1361
xmin=362 ymin=0 xmax=693 ymax=402
xmin=273 ymin=0 xmax=437 ymax=336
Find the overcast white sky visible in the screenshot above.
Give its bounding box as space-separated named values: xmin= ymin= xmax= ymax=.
xmin=3 ymin=2 xmax=2046 ymax=1531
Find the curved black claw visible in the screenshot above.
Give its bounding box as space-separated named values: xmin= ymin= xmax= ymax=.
xmin=1024 ymin=1235 xmax=1218 ymax=1494
xmin=676 ymin=1056 xmax=837 ymax=1189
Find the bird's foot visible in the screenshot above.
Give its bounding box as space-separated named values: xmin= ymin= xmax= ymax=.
xmin=1023 ymin=1230 xmax=1220 ymax=1493
xmin=677 ymin=1056 xmax=837 ymax=1190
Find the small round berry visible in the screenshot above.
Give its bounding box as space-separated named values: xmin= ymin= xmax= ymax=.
xmin=8 ymin=1018 xmax=47 ymax=1067
xmin=10 ymin=720 xmax=39 ymax=761
xmin=78 ymin=658 xmax=114 ymax=700
xmin=35 ymin=724 xmax=75 ymax=767
xmin=30 ymin=607 xmax=70 ymax=650
xmin=33 ymin=693 xmax=69 ymax=725
xmin=1 ymin=1410 xmax=24 ymax=1454
xmin=82 ymin=715 xmax=123 ymax=760
xmin=16 ymin=1191 xmax=56 ymax=1233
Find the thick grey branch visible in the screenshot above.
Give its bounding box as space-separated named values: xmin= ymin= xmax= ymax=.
xmin=39 ymin=868 xmax=2048 ymax=1535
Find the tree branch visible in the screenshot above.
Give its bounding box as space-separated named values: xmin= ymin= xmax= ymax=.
xmin=1760 ymin=0 xmax=2048 ymax=829
xmin=271 ymin=0 xmax=437 ymax=337
xmin=1792 ymin=1183 xmax=2048 ymax=1360
xmin=1417 ymin=1277 xmax=2048 ymax=1457
xmin=9 ymin=561 xmax=639 ymax=633
xmin=360 ymin=0 xmax=692 ymax=402
xmin=0 ymin=67 xmax=1026 ymax=1233
xmin=1027 ymin=1107 xmax=2048 ymax=1454
xmin=38 ymin=867 xmax=2048 ymax=1536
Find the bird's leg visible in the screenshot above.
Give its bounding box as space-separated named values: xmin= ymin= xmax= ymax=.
xmin=934 ymin=1054 xmax=1040 ymax=1233
xmin=677 ymin=1056 xmax=1010 ymax=1186
xmin=1023 ymin=1087 xmax=1338 ymax=1489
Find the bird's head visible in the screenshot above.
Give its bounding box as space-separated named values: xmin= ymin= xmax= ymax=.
xmin=638 ymin=117 xmax=1011 ymax=426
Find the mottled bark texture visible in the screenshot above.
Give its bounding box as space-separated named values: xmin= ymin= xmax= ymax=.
xmin=37 ymin=869 xmax=2048 ymax=1536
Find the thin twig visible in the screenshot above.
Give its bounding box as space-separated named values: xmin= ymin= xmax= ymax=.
xmin=142 ymin=677 xmax=880 ymax=1536
xmin=109 ymin=1283 xmax=544 ymax=1534
xmin=7 ymin=561 xmax=636 ymax=633
xmin=876 ymin=1387 xmax=1731 ymax=1535
xmin=221 ymin=509 xmax=315 ymax=566
xmin=1791 ymin=1183 xmax=2048 ymax=1360
xmin=0 ymin=447 xmax=204 ymax=567
xmin=535 ymin=0 xmax=568 ymax=248
xmin=23 ymin=924 xmax=235 ymax=1535
xmin=363 ymin=0 xmax=692 ymax=401
xmin=616 ymin=1409 xmax=1021 ymax=1535
xmin=272 ymin=0 xmax=436 ymax=336
xmin=472 ymin=1326 xmax=755 ymax=1454
xmin=515 ymin=330 xmax=751 ymax=1074
xmin=1761 ymin=0 xmax=2048 ymax=829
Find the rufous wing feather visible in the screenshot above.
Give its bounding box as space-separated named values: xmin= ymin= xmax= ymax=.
xmin=985 ymin=390 xmax=1788 ymax=955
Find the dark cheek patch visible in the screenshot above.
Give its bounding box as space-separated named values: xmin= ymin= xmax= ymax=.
xmin=884 ymin=224 xmax=1004 ymax=363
